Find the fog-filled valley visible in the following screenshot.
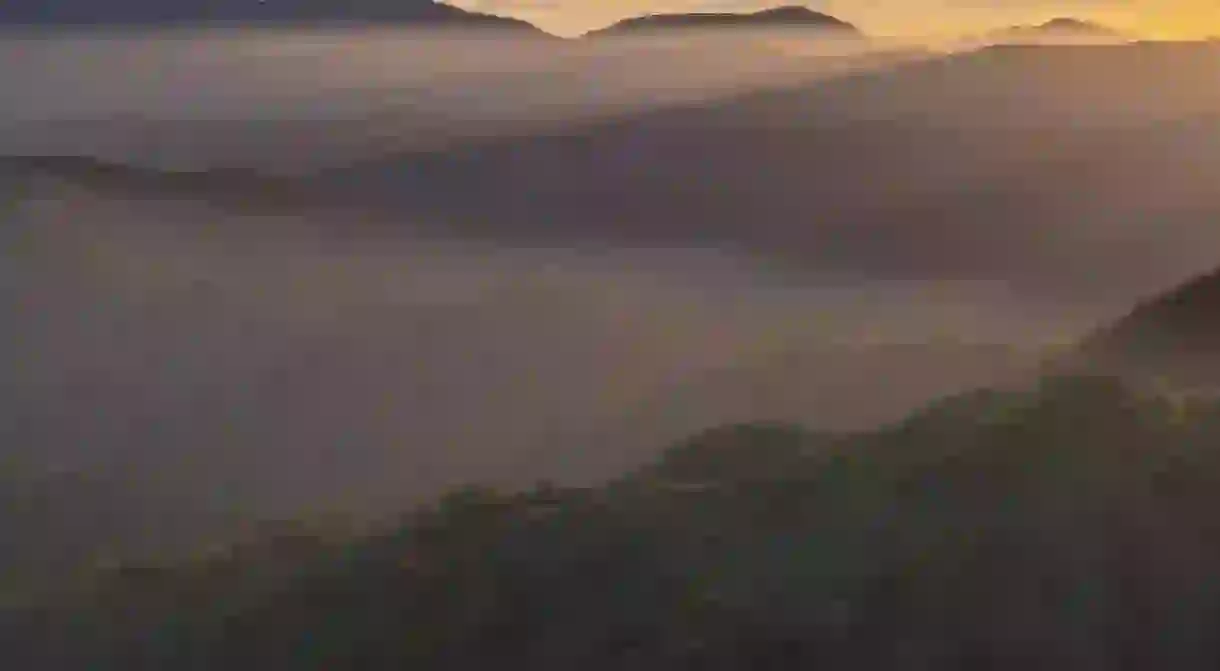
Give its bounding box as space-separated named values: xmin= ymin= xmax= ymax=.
xmin=0 ymin=148 xmax=1071 ymax=576
xmin=6 ymin=20 xmax=1220 ymax=668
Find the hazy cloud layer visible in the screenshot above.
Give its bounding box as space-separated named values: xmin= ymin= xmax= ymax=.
xmin=4 ymin=31 xmax=1220 ymax=574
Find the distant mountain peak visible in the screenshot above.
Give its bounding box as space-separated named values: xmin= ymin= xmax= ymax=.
xmin=585 ymin=5 xmax=861 ymax=38
xmin=994 ymin=16 xmax=1122 ymax=41
xmin=0 ymin=0 xmax=552 ymax=34
xmin=1040 ymin=18 xmax=1108 ymax=31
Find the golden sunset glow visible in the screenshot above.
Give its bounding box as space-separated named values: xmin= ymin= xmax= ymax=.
xmin=452 ymin=0 xmax=1220 ymax=39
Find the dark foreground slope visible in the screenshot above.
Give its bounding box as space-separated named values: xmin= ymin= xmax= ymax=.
xmin=11 ymin=374 xmax=1220 ymax=670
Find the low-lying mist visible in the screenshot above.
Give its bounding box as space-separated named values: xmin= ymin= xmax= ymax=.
xmin=1 ymin=171 xmax=1089 ymax=570
xmin=5 ymin=29 xmax=1220 ymax=578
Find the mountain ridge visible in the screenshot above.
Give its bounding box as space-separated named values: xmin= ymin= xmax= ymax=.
xmin=1071 ymin=266 xmax=1220 ymax=390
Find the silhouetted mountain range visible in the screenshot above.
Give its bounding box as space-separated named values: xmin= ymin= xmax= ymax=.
xmin=0 ymin=0 xmax=549 ymax=33
xmin=584 ymin=6 xmax=861 ymax=38
xmin=307 ymin=41 xmax=1220 ymax=301
xmin=8 ymin=40 xmax=1220 ymax=304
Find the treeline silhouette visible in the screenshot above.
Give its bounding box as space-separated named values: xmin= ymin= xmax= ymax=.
xmin=10 ymin=373 xmax=1220 ymax=670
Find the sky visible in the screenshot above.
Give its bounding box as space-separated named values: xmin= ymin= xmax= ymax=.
xmin=453 ymin=0 xmax=1220 ymax=38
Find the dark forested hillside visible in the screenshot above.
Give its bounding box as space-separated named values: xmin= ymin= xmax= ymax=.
xmin=11 ymin=373 xmax=1220 ymax=670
